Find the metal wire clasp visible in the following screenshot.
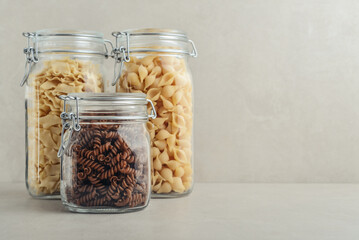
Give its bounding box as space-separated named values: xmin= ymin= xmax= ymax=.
xmin=189 ymin=40 xmax=198 ymax=58
xmin=111 ymin=32 xmax=131 ymax=86
xmin=103 ymin=39 xmax=114 ymax=58
xmin=147 ymin=99 xmax=157 ymax=119
xmin=57 ymin=96 xmax=81 ymax=157
xmin=20 ymin=32 xmax=39 ymax=87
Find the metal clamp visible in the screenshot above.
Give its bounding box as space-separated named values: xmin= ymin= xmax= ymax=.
xmin=20 ymin=32 xmax=39 ymax=87
xmin=147 ymin=99 xmax=157 ymax=119
xmin=189 ymin=40 xmax=198 ymax=58
xmin=57 ymin=120 xmax=73 ymax=158
xmin=72 ymin=96 xmax=81 ymax=131
xmin=111 ymin=32 xmax=131 ymax=86
xmin=104 ymin=39 xmax=114 ymax=58
xmin=57 ymin=95 xmax=81 ymax=157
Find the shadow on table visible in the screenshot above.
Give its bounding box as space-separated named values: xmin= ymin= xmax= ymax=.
xmin=1 ymin=186 xmax=67 ymax=214
xmin=24 ymin=196 xmax=67 ymax=214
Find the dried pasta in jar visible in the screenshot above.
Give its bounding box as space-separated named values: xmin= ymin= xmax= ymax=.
xmin=113 ymin=29 xmax=197 ymax=197
xmin=22 ymin=30 xmax=107 ymax=198
xmin=58 ymin=93 xmax=153 ymax=213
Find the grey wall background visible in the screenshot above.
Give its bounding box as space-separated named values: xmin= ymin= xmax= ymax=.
xmin=1 ymin=0 xmax=359 ymax=183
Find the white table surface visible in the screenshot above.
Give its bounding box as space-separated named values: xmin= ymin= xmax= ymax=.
xmin=1 ymin=183 xmax=359 ymax=240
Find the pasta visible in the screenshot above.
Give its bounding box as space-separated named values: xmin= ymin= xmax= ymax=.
xmin=117 ymin=55 xmax=193 ymax=194
xmin=26 ymin=58 xmax=103 ymax=196
xmin=63 ymin=121 xmax=149 ymax=209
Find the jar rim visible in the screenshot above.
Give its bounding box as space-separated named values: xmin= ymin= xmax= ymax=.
xmin=36 ymin=29 xmax=104 ymax=39
xmin=23 ymin=29 xmax=107 ymax=56
xmin=66 ymin=92 xmax=147 ymax=104
xmin=122 ymin=28 xmax=188 ymax=40
xmin=59 ymin=93 xmax=156 ymax=121
xmin=112 ymin=28 xmax=197 ymax=57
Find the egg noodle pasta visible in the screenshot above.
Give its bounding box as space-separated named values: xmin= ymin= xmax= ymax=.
xmin=26 ymin=58 xmax=103 ymax=196
xmin=117 ymin=55 xmax=193 ymax=194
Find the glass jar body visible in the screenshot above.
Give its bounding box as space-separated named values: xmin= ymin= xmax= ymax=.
xmin=117 ymin=53 xmax=194 ymax=197
xmin=61 ymin=120 xmax=151 ymax=213
xmin=25 ymin=54 xmax=105 ymax=198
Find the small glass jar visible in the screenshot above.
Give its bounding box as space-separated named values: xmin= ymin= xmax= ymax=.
xmin=21 ymin=29 xmax=109 ymax=198
xmin=111 ymin=29 xmax=197 ymax=197
xmin=58 ymin=93 xmax=156 ymax=213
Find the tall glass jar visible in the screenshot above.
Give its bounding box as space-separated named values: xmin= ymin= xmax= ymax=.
xmin=58 ymin=93 xmax=156 ymax=213
xmin=111 ymin=29 xmax=197 ymax=197
xmin=21 ymin=30 xmax=108 ymax=198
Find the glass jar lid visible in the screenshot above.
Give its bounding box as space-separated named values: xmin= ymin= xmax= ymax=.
xmin=110 ymin=28 xmax=198 ymax=86
xmin=112 ymin=28 xmax=197 ymax=56
xmin=57 ymin=93 xmax=156 ymax=157
xmin=60 ymin=92 xmax=156 ymax=121
xmin=20 ymin=29 xmax=111 ymax=87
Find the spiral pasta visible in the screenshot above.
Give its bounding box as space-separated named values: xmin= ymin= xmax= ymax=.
xmin=26 ymin=58 xmax=103 ymax=196
xmin=63 ymin=121 xmax=150 ymax=208
xmin=117 ymin=55 xmax=193 ymax=194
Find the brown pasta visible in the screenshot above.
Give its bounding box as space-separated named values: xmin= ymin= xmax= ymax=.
xmin=64 ymin=121 xmax=149 ymax=208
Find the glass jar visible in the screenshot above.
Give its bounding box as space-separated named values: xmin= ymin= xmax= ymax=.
xmin=21 ymin=29 xmax=109 ymax=198
xmin=111 ymin=29 xmax=197 ymax=197
xmin=58 ymin=93 xmax=156 ymax=213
